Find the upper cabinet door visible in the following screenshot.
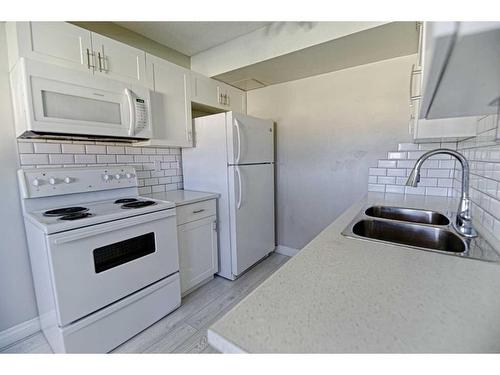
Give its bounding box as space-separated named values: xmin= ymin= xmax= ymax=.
xmin=141 ymin=54 xmax=193 ymax=147
xmin=191 ymin=71 xmax=220 ymax=109
xmin=191 ymin=72 xmax=247 ymax=113
xmin=226 ymin=85 xmax=247 ymax=114
xmin=91 ymin=33 xmax=149 ymax=87
xmin=8 ymin=22 xmax=93 ymax=72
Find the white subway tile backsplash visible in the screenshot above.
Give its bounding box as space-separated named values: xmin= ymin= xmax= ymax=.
xmin=407 ymin=151 xmax=426 ymax=160
xmin=17 ymin=140 xmax=184 ymax=193
xmin=85 ymin=145 xmax=106 ymax=154
xmin=418 ymin=143 xmax=441 ymax=150
xmin=427 ymin=169 xmax=451 ymax=178
xmin=369 ymin=167 xmax=386 ymax=176
xmin=116 ymin=155 xmax=134 ymax=163
xmin=418 ymin=178 xmax=437 ymax=187
xmin=20 ymin=153 xmax=49 ymax=165
xmin=437 ymin=178 xmax=454 ymax=188
xmin=125 ymin=146 xmax=142 ymax=155
xmin=162 ymin=155 xmax=177 ymax=162
xmin=74 ymin=154 xmax=97 ymax=164
xmin=378 ymin=160 xmax=397 ymax=168
xmin=388 ymin=152 xmax=406 ymax=159
xmin=405 ymin=186 xmax=426 ymax=195
xmin=398 ymin=143 xmax=419 ymax=151
xmin=369 ymin=114 xmax=500 ymax=243
xmin=106 ymin=146 xmax=125 ymax=154
xmin=61 ymin=144 xmax=85 ymax=154
xmin=377 ymin=176 xmax=395 ymax=185
xmin=387 ymin=168 xmax=406 ymax=177
xmin=439 ymin=160 xmax=455 ymax=169
xmin=49 ymin=154 xmax=74 ymax=164
xmin=396 ymin=160 xmax=415 ymax=168
xmin=134 ymin=155 xmax=150 ymax=163
xmin=141 ymin=148 xmax=157 ymax=155
xmin=425 ymin=187 xmax=448 ymax=197
xmin=34 ymin=143 xmax=61 ymax=154
xmin=368 ymin=184 xmax=385 ymax=192
xmin=385 ymin=185 xmax=405 ymax=194
xmin=97 ymin=154 xmax=116 ymax=164
xmin=17 ymin=142 xmax=34 ymax=153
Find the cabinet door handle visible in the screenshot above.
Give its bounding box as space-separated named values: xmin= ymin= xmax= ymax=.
xmin=97 ymin=52 xmax=107 ymax=72
xmin=193 ymin=209 xmax=205 ymax=214
xmin=86 ymin=49 xmax=95 ymax=70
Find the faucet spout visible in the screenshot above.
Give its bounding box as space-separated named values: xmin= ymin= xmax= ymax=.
xmin=406 ymin=148 xmax=477 ymax=238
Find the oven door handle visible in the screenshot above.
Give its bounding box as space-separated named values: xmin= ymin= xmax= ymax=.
xmin=51 ymin=209 xmax=175 ymax=245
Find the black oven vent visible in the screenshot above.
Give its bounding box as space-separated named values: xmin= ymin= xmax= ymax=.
xmin=93 ymin=232 xmax=156 ymax=273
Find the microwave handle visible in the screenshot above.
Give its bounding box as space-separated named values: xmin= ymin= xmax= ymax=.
xmin=125 ymin=88 xmax=136 ymax=137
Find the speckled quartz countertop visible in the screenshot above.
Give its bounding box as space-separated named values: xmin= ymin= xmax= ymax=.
xmin=144 ymin=189 xmax=219 ymax=206
xmin=207 ymin=192 xmax=500 ymax=353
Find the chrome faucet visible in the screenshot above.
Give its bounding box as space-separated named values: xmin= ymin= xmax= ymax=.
xmin=406 ymin=148 xmax=477 ymax=238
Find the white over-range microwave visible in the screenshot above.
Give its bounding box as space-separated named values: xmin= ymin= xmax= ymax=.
xmin=10 ymin=58 xmax=152 ymax=140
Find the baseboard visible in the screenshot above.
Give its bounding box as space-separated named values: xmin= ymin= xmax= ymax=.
xmin=275 ymin=245 xmax=300 ymax=257
xmin=0 ymin=317 xmax=40 ymax=350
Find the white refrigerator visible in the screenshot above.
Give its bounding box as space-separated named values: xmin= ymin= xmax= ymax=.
xmin=182 ymin=112 xmax=275 ymax=280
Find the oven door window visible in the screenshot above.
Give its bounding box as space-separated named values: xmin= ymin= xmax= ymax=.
xmin=93 ymin=232 xmax=156 ymax=273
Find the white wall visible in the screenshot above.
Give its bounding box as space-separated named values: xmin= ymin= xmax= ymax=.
xmin=0 ymin=23 xmax=38 ymax=332
xmin=247 ymin=55 xmax=415 ymax=250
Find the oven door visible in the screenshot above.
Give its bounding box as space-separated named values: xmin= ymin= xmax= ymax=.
xmin=47 ymin=209 xmax=178 ymax=326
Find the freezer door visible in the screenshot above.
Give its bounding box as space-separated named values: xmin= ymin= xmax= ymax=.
xmin=227 ymin=113 xmax=274 ymax=164
xmin=228 ymin=164 xmax=275 ymax=276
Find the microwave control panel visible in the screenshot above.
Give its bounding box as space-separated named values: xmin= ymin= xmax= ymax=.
xmin=134 ymin=98 xmax=149 ymax=134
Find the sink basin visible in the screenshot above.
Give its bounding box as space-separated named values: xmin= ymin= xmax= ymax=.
xmin=351 ymin=219 xmax=466 ymax=253
xmin=365 ymin=206 xmax=450 ymax=225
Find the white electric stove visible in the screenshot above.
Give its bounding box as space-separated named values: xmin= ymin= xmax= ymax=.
xmin=18 ymin=165 xmax=181 ymax=353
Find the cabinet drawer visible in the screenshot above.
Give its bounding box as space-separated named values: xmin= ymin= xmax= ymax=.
xmin=176 ymin=199 xmax=216 ymax=226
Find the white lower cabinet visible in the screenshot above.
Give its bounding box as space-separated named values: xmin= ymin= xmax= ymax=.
xmin=176 ymin=200 xmax=218 ymax=296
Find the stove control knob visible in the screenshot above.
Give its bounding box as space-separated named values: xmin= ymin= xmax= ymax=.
xmin=114 ymin=174 xmax=122 ymax=180
xmin=103 ymin=174 xmax=111 ymax=181
xmin=32 ymin=178 xmax=41 ymax=187
xmin=126 ymin=173 xmax=134 ymax=179
xmin=64 ymin=177 xmax=72 ymax=184
xmin=49 ymin=178 xmax=57 ymax=185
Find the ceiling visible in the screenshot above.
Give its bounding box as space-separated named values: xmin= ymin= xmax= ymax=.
xmin=115 ymin=21 xmax=272 ymax=56
xmin=214 ymin=22 xmax=418 ymax=90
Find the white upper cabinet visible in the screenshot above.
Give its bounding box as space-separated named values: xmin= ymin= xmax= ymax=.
xmin=191 ymin=71 xmax=220 ymax=109
xmin=191 ymin=71 xmax=246 ymax=113
xmin=91 ymin=33 xmax=148 ymax=86
xmin=7 ymin=22 xmax=150 ymax=87
xmin=419 ymin=22 xmax=500 ymax=120
xmin=136 ymin=54 xmax=193 ymax=148
xmin=407 ymin=22 xmax=478 ymax=143
xmin=6 ymin=22 xmax=93 ymax=72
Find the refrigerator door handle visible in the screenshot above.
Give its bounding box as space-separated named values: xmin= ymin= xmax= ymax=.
xmin=234 ymin=119 xmax=242 ymax=163
xmin=235 ymin=166 xmax=243 ymax=209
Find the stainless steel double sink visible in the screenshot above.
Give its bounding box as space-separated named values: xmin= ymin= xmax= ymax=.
xmin=342 ymin=205 xmax=469 ymax=255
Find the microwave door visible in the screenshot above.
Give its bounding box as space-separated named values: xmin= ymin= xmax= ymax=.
xmin=30 ymin=76 xmax=131 ymax=138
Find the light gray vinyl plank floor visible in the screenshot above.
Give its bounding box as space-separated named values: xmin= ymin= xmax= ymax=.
xmin=1 ymin=253 xmax=289 ymax=354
